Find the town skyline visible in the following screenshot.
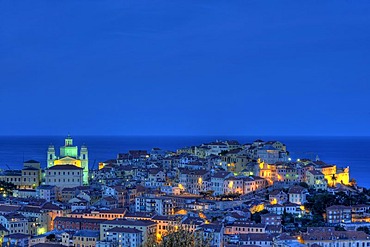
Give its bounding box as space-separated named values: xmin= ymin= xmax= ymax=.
xmin=0 ymin=135 xmax=367 ymax=247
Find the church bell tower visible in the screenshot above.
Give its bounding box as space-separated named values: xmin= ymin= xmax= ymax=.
xmin=80 ymin=144 xmax=89 ymax=185
xmin=47 ymin=144 xmax=56 ymax=168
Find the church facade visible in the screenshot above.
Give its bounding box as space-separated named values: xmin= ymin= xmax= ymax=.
xmin=47 ymin=135 xmax=89 ymax=184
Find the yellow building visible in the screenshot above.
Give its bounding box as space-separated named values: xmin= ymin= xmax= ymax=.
xmin=73 ymin=230 xmax=100 ymax=247
xmin=20 ymin=167 xmax=40 ymax=189
xmin=319 ymin=165 xmax=350 ymax=187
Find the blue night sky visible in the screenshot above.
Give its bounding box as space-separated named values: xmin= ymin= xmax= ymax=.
xmin=0 ymin=0 xmax=370 ymax=136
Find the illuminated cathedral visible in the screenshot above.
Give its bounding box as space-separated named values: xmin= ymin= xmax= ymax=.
xmin=47 ymin=135 xmax=89 ymax=184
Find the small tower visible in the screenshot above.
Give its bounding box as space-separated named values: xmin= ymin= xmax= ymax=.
xmin=65 ymin=135 xmax=73 ymax=146
xmin=47 ymin=144 xmax=56 ymax=168
xmin=80 ymin=144 xmax=89 ymax=185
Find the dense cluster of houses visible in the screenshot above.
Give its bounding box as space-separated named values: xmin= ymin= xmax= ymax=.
xmin=0 ymin=137 xmax=365 ymax=247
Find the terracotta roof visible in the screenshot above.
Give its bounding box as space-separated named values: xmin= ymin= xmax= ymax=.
xmin=212 ymin=171 xmax=232 ymax=179
xmin=239 ymin=233 xmax=274 ymax=241
xmin=288 ymin=185 xmax=306 ymax=194
xmin=55 ymin=217 xmax=105 ymax=224
xmin=107 ymin=227 xmax=142 ymax=234
xmin=102 ymin=219 xmax=156 ymax=227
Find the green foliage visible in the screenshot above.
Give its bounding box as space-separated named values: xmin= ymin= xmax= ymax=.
xmin=304 ymin=193 xmax=337 ymax=216
xmin=199 ymin=190 xmax=214 ymax=198
xmin=298 ymin=182 xmax=309 ymax=189
xmin=304 ymin=191 xmax=369 ymax=228
xmin=251 ymin=209 xmax=269 ymax=223
xmin=335 ymin=226 xmax=346 ymax=231
xmin=219 ymin=193 xmax=241 ymax=200
xmin=357 ymin=227 xmax=370 ymax=234
xmin=0 ymin=180 xmax=16 ymax=195
xmin=46 ymin=234 xmax=56 ymax=241
xmin=143 ymin=228 xmax=211 ymax=247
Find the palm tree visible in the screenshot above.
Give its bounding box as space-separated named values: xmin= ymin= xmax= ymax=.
xmin=331 ymin=174 xmax=337 ymax=187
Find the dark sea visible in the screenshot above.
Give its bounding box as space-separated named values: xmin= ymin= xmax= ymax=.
xmin=0 ymin=136 xmax=369 ymax=188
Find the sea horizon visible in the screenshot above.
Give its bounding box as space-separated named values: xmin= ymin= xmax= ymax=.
xmin=0 ymin=135 xmax=369 ymax=188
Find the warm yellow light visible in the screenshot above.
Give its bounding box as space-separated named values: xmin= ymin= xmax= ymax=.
xmin=199 ymin=212 xmax=206 ymax=219
xmin=37 ymin=227 xmax=47 ymax=235
xmin=176 ymin=209 xmax=187 ymax=215
xmin=198 ymin=177 xmax=202 ymax=184
xmin=228 ymin=181 xmax=233 ymax=189
xmin=259 ymin=162 xmax=264 ymax=169
xmin=156 ymin=233 xmax=162 ymax=242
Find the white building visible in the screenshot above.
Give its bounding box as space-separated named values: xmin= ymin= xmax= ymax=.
xmin=211 ymin=171 xmax=232 ymax=196
xmin=288 ymin=185 xmax=308 ymax=205
xmin=179 ymin=169 xmax=209 ymax=194
xmin=243 ymin=176 xmax=267 ymax=194
xmin=135 ymin=196 xmax=174 ymax=216
xmin=256 ymin=146 xmax=280 ymax=164
xmin=45 ymin=165 xmax=83 ymax=189
xmin=105 ymin=227 xmax=143 ymax=247
xmin=36 ymin=185 xmax=57 ymax=202
xmin=0 ymin=214 xmax=29 ymax=234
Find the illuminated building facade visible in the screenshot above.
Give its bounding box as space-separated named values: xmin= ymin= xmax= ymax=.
xmin=47 ymin=135 xmax=89 ymax=184
xmin=318 ymin=165 xmax=350 ymax=187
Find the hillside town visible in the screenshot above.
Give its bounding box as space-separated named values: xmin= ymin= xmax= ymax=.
xmin=0 ymin=136 xmax=369 ymax=247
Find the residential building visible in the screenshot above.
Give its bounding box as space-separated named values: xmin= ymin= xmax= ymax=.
xmin=197 ymin=224 xmax=224 ymax=247
xmin=305 ymin=170 xmax=328 ymax=191
xmin=223 ymin=177 xmax=244 ymax=195
xmin=54 ymin=217 xmax=105 ymax=231
xmin=179 ymin=169 xmax=210 ymax=194
xmin=288 ymin=185 xmax=307 ymax=205
xmin=135 ymin=196 xmax=174 ymax=216
xmin=36 ymin=185 xmax=57 ymax=202
xmin=104 ymin=227 xmax=142 ymax=247
xmin=269 ymin=191 xmax=288 ymax=205
xmin=300 ymin=227 xmax=370 ymax=247
xmin=0 ymin=214 xmax=29 ymax=234
xmin=261 ymin=213 xmax=282 ymax=225
xmin=20 ymin=167 xmax=40 ymax=189
xmin=73 ymin=230 xmax=100 ymax=247
xmin=99 ymin=219 xmax=156 ymax=243
xmin=326 ymin=205 xmax=352 ymax=224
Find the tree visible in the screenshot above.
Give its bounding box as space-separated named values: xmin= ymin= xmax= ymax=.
xmin=298 ymin=182 xmax=309 ymax=189
xmin=143 ymin=226 xmax=212 ymax=247
xmin=0 ymin=181 xmax=16 ymax=196
xmin=46 ymin=234 xmax=56 ymax=241
xmin=335 ymin=226 xmax=346 ymax=231
xmin=251 ymin=209 xmax=269 ymax=223
xmin=199 ymin=190 xmax=214 ymax=198
xmin=357 ymin=227 xmax=370 ymax=234
xmin=331 ymin=174 xmax=337 ymax=187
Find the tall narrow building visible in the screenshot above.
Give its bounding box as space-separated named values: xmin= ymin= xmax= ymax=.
xmin=46 ymin=135 xmax=89 ymax=184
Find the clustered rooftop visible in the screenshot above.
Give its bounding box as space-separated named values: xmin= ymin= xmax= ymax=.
xmin=0 ymin=136 xmax=364 ymax=247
